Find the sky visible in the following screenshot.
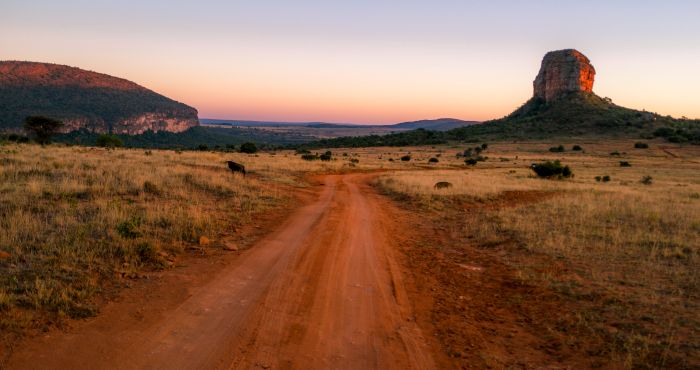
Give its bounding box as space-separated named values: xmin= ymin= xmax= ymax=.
xmin=2 ymin=0 xmax=699 ymax=123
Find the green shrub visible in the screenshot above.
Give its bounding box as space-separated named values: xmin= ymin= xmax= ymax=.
xmin=634 ymin=142 xmax=649 ymax=149
xmin=116 ymin=216 xmax=142 ymax=239
xmin=620 ymin=161 xmax=632 ymax=167
xmin=603 ymin=175 xmax=611 ymax=182
xmin=136 ymin=242 xmax=158 ymax=263
xmin=400 ymin=155 xmax=411 ymax=161
xmin=531 ymin=160 xmax=573 ymax=179
xmin=197 ymin=144 xmax=208 ymax=151
xmin=481 ymin=143 xmax=488 ymax=150
xmin=239 ymin=142 xmax=257 ymax=154
xmin=465 ymin=158 xmax=478 ymax=166
xmin=301 ymin=154 xmax=318 ymax=161
xmin=549 ymin=145 xmax=565 ymax=153
xmin=572 ymin=145 xmax=583 ymax=151
xmin=350 ymin=158 xmax=359 ymax=163
xmin=610 ymin=151 xmax=621 ymax=156
xmin=641 ymin=176 xmax=653 ymax=185
xmin=428 ymin=157 xmax=439 ymax=163
xmin=319 ymin=151 xmax=332 ymax=161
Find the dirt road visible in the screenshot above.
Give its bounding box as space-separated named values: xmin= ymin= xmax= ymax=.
xmin=9 ymin=174 xmax=438 ymax=370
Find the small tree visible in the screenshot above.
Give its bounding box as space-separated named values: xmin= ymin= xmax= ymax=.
xmin=240 ymin=142 xmax=257 ymax=154
xmin=24 ymin=116 xmax=63 ymax=145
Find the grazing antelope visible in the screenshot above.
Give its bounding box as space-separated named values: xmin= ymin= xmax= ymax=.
xmin=227 ymin=161 xmax=246 ymax=176
xmin=433 ymin=181 xmax=453 ymax=190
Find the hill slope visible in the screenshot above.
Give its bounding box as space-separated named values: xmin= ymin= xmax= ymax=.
xmin=0 ymin=61 xmax=199 ymax=134
xmin=298 ymin=92 xmax=697 ymax=148
xmin=298 ymin=48 xmax=699 ymax=148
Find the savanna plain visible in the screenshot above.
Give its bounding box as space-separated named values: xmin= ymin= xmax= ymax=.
xmin=0 ymin=139 xmax=698 ymax=369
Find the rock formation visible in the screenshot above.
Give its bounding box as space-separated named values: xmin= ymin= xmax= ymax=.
xmin=533 ymin=49 xmax=595 ymax=102
xmin=0 ymin=61 xmax=199 ymax=134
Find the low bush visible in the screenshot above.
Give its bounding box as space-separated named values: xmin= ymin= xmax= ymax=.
xmin=428 ymin=157 xmax=439 ymax=163
xmin=549 ymin=145 xmax=565 ymax=153
xmin=634 ymin=142 xmax=649 ymax=149
xmin=572 ymin=145 xmax=583 ymax=151
xmin=301 ymin=153 xmax=318 ymax=161
xmin=465 ymin=158 xmax=478 ymax=166
xmin=641 ymin=176 xmax=653 ymax=185
xmin=116 ymin=216 xmax=142 ymax=239
xmin=531 ymin=160 xmax=573 ymax=179
xmin=620 ymin=161 xmax=632 ymax=167
xmin=239 ymin=142 xmax=257 ymax=154
xmin=319 ymin=151 xmax=332 ymax=161
xmin=400 ymin=155 xmax=411 ymax=161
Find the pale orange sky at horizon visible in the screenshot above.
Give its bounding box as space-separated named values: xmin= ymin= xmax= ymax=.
xmin=2 ymin=1 xmax=699 ymax=123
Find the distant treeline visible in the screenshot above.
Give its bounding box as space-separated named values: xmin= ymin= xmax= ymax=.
xmin=52 ymin=126 xmax=316 ymax=149
xmin=296 ymin=93 xmax=700 ymax=149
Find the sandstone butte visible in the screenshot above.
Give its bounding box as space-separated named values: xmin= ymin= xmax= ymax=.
xmin=533 ymin=49 xmax=596 ymax=102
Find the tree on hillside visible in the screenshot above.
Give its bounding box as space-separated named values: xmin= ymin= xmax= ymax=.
xmin=24 ymin=116 xmax=63 ymax=145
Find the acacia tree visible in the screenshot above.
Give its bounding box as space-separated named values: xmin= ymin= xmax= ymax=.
xmin=24 ymin=116 xmax=64 ymax=145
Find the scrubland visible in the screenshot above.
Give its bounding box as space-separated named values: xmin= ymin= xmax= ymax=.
xmin=375 ymin=140 xmax=700 ymax=368
xmin=2 ymin=139 xmax=698 ymax=368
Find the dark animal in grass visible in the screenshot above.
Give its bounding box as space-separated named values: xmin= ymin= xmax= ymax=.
xmin=227 ymin=161 xmax=246 ymax=176
xmin=434 ymin=181 xmax=453 ymax=190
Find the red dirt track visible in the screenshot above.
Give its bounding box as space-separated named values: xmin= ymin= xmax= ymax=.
xmin=8 ymin=174 xmax=440 ymax=370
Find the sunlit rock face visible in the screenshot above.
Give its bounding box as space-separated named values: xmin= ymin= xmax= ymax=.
xmin=112 ymin=113 xmax=199 ymax=135
xmin=533 ymin=49 xmax=596 ymax=102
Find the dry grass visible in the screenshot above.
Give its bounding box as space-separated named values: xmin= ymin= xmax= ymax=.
xmin=374 ymin=140 xmax=700 ymax=368
xmin=0 ymin=144 xmax=372 ymax=333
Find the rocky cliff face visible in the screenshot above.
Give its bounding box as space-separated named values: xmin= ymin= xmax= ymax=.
xmin=533 ymin=49 xmax=595 ymax=102
xmin=112 ymin=113 xmax=198 ymax=135
xmin=0 ymin=61 xmax=199 ymax=134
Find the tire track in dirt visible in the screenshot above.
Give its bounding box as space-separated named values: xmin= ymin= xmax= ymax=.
xmin=8 ymin=174 xmax=437 ymax=370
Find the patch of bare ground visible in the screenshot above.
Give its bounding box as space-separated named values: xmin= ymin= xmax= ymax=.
xmin=378 ymin=187 xmax=698 ymax=369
